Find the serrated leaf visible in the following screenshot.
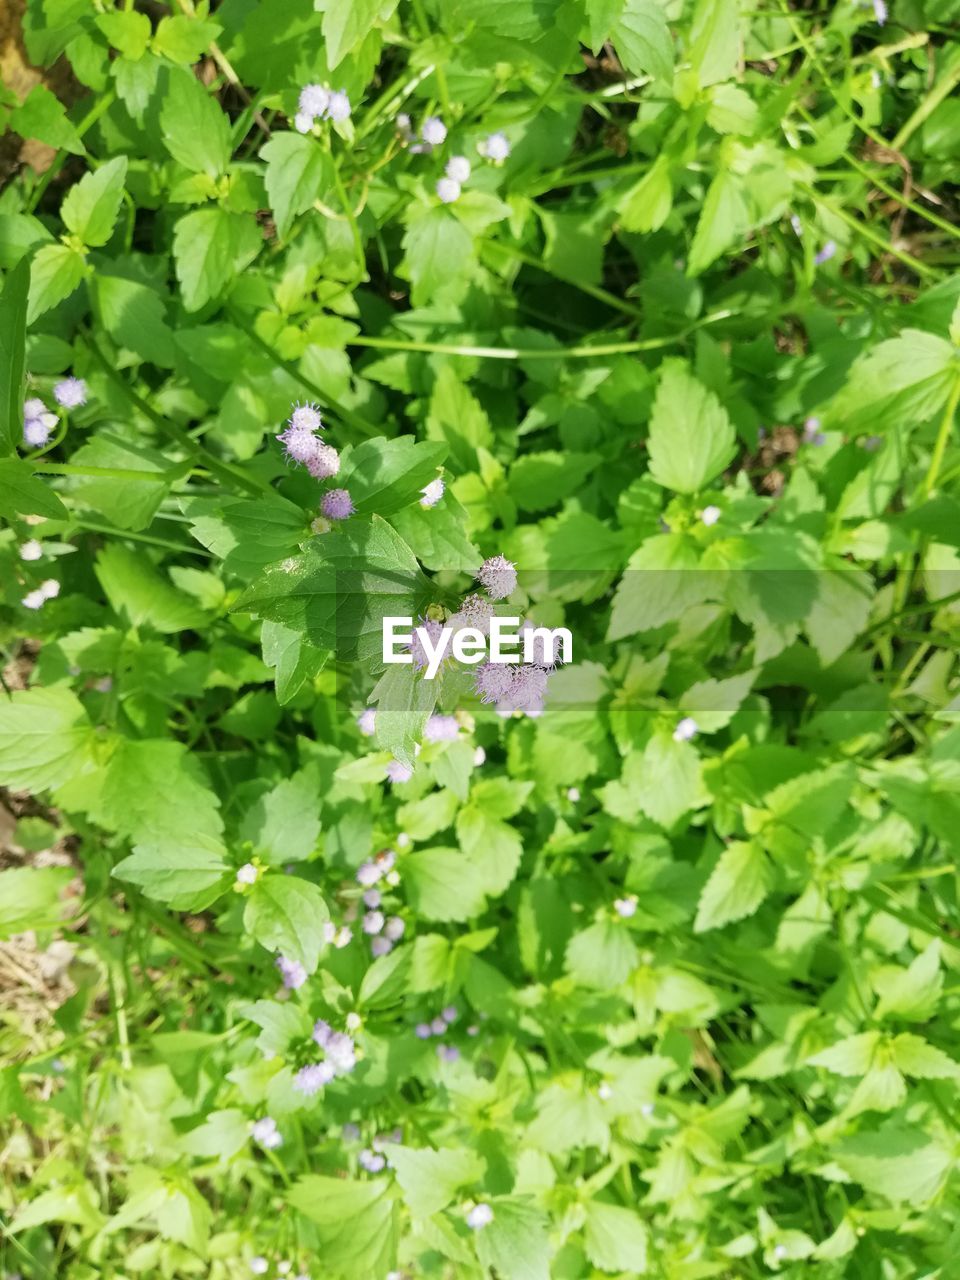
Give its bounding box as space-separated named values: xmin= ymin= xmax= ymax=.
xmin=61 ymin=155 xmax=128 ymax=248
xmin=244 ymin=875 xmax=329 ymax=972
xmin=647 ymin=360 xmax=736 ymax=493
xmin=694 ymin=840 xmax=771 ymax=932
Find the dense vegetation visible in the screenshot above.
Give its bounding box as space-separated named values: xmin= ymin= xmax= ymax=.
xmin=2 ymin=0 xmax=960 ymax=1276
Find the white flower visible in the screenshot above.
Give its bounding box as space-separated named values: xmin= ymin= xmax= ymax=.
xmin=18 ymin=540 xmax=43 ymax=561
xmin=673 ymin=716 xmax=698 ymax=742
xmin=357 ymin=707 xmax=377 ymax=736
xmin=419 ymin=477 xmax=445 ymax=507
xmin=22 ymin=589 xmax=45 ymax=610
xmin=473 ymin=746 xmax=486 ymax=766
xmin=466 ymin=1202 xmax=494 ymax=1229
xmin=40 ymin=579 xmax=60 ymax=600
xmin=566 ymin=787 xmax=580 ymax=802
xmin=701 ymin=505 xmax=721 ymax=526
xmin=299 ymin=84 xmax=330 ymax=117
xmin=436 ymin=176 xmax=461 ymax=204
xmin=250 ymin=1260 xmax=269 ymax=1276
xmin=236 ymin=863 xmax=258 ymax=886
xmin=597 ymin=1082 xmax=612 ymax=1101
xmin=614 ymin=895 xmax=637 ymax=918
xmin=421 ymin=116 xmax=447 ymax=145
xmin=478 ymin=131 xmax=510 ymax=162
xmin=326 ymin=90 xmax=351 ymax=122
xmin=446 ymin=155 xmax=470 ymax=182
xmin=363 ymin=910 xmax=385 ymax=935
xmin=295 ymin=112 xmax=314 ymax=133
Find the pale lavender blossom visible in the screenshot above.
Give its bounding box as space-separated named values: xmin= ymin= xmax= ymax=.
xmin=295 ymin=112 xmax=314 ymax=133
xmin=424 ymin=714 xmax=459 ymax=743
xmin=277 ymin=426 xmax=320 ymax=466
xmin=505 ymin=664 xmax=549 ymax=716
xmin=342 ymin=1122 xmax=361 ymax=1141
xmin=436 ymin=176 xmax=461 ymax=204
xmin=420 ymin=477 xmax=445 ymax=507
xmin=294 ymin=1062 xmax=335 ymax=1095
xmin=614 ymin=895 xmax=638 ymax=918
xmin=370 ymin=936 xmax=393 ymax=957
xmin=701 ymin=505 xmax=721 ymax=526
xmin=421 ymin=116 xmax=447 ymax=146
xmin=251 ymin=1116 xmax=283 ymax=1149
xmin=478 ymin=132 xmax=510 ymax=162
xmin=450 ymin=593 xmax=495 ymax=635
xmin=363 ymin=888 xmax=381 ymax=909
xmin=415 ymin=1022 xmax=432 ymax=1039
xmin=474 ymin=661 xmax=514 ymax=705
xmin=326 ymin=90 xmax=351 ymax=123
xmin=18 ymin=540 xmax=42 ymax=561
xmin=363 ymin=910 xmax=385 ymax=935
xmin=814 ymin=240 xmax=836 ymax=265
xmin=359 ymin=1147 xmax=386 ymax=1172
xmin=377 ymin=849 xmax=396 ymax=873
xmin=23 ymin=417 xmax=54 ymax=447
xmin=477 ymin=554 xmax=517 ymax=600
xmin=299 ymin=85 xmax=330 ymax=118
xmin=356 ymin=860 xmax=382 ymax=887
xmin=873 ymin=0 xmax=887 ymax=23
xmin=276 ymin=955 xmax=308 ymax=989
xmin=802 ymin=416 xmax=826 ymax=446
xmin=250 ymin=1259 xmax=269 ymax=1276
xmin=357 ymin=707 xmax=377 ymax=736
xmin=437 ymin=1044 xmax=460 ymax=1062
xmin=333 ymin=925 xmax=352 ymax=947
xmin=466 ymin=1202 xmax=494 ymax=1229
xmin=442 ymin=1005 xmax=457 ymax=1023
xmin=862 ymin=434 xmax=882 ymax=452
xmin=431 ymin=1016 xmax=447 ymax=1035
xmin=53 ymin=377 xmax=87 ymax=408
xmin=384 ymin=916 xmax=405 ymax=941
xmin=673 ymin=717 xmax=698 ymax=742
xmin=305 ymin=442 xmax=341 ymax=480
xmin=446 ymin=155 xmax=471 ymax=182
xmin=321 ymin=488 xmax=354 ymax=520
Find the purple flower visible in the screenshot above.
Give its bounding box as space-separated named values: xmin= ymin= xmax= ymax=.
xmin=357 ymin=707 xmax=377 ymax=737
xmin=861 ymin=434 xmax=882 ymax=452
xmin=505 ymin=664 xmax=548 ymax=716
xmin=293 ymin=1062 xmax=334 ymax=1095
xmin=383 ymin=916 xmax=405 ymax=941
xmin=420 ymin=477 xmax=445 ymax=508
xmin=814 ymin=240 xmax=837 ymax=266
xmin=431 ymin=1016 xmax=447 ymax=1035
xmin=23 ymin=417 xmax=54 ymax=447
xmin=363 ymin=888 xmax=381 ymax=908
xmin=356 ymin=860 xmax=382 ymax=887
xmin=873 ymin=0 xmax=887 ymax=23
xmin=450 ymin=593 xmax=495 ymax=635
xmin=305 ymin=443 xmax=340 ymax=480
xmin=474 ymin=661 xmax=515 ymax=705
xmin=673 ymin=717 xmax=698 ymax=743
xmin=342 ymin=1122 xmax=360 ymax=1141
xmin=276 ymin=955 xmax=308 ymax=989
xmin=436 ymin=1044 xmax=460 ymax=1062
xmin=251 ymin=1116 xmax=283 ymax=1149
xmin=53 ymin=377 xmax=87 ymax=409
xmin=359 ymin=1148 xmax=386 ymax=1172
xmin=370 ymin=936 xmax=393 ymax=957
xmin=466 ymin=1202 xmax=494 ymax=1229
xmin=442 ymin=1005 xmax=458 ymax=1023
xmin=436 ymin=177 xmax=461 ymax=204
xmin=408 ymin=616 xmax=444 ymax=670
xmin=446 ymin=155 xmax=470 ymax=182
xmin=385 ymin=759 xmax=413 ymax=784
xmin=478 ymin=132 xmax=510 ymax=162
xmin=415 ymin=1022 xmax=432 ymax=1039
xmin=313 ymin=1019 xmax=333 ymax=1048
xmin=325 ymin=1031 xmax=357 ymax=1074
xmin=421 ymin=116 xmax=447 ymax=146
xmin=377 ymin=849 xmax=396 ymax=873
xmin=802 ymin=416 xmax=826 ymax=447
xmin=424 ymin=714 xmax=459 ymax=743
xmin=277 ymin=426 xmax=320 ymax=466
xmin=320 ymin=488 xmax=355 ymax=520
xmin=363 ymin=910 xmax=385 ymax=935
xmin=477 ymin=555 xmax=517 ymax=601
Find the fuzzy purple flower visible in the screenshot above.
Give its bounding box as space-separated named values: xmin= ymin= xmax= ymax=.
xmin=357 ymin=707 xmax=377 ymax=737
xmin=363 ymin=910 xmax=385 ymax=935
xmin=614 ymin=895 xmax=638 ymax=918
xmin=802 ymin=416 xmax=826 ymax=447
xmin=477 ymin=555 xmax=517 ymax=600
xmin=289 ymin=403 xmax=324 ymax=432
xmin=424 ymin=714 xmax=459 ymax=743
xmin=276 ymin=955 xmax=308 ymax=989
xmin=299 ymin=84 xmax=329 ymax=119
xmin=370 ymin=936 xmax=393 ymax=957
xmin=474 ymin=661 xmax=515 ymax=705
xmin=363 ymin=888 xmax=382 ymax=909
xmin=385 ymin=759 xmax=413 ymax=784
xmin=293 ymin=1061 xmax=335 ymax=1095
xmin=251 ymin=1116 xmax=283 ymax=1149
xmin=814 ymin=240 xmax=837 ymax=266
xmin=450 ymin=593 xmax=495 ymax=636
xmin=321 ymin=488 xmax=355 ymax=520
xmin=305 ymin=442 xmax=341 ymax=480
xmin=327 ymin=90 xmax=351 ymax=123
xmin=415 ymin=1022 xmax=432 ymax=1039
xmin=384 ymin=916 xmax=405 ymax=941
xmin=408 ymin=617 xmax=444 ymax=671
xmin=873 ymin=0 xmax=887 ymax=23
xmin=356 ymin=860 xmax=382 ymax=887
xmin=436 ymin=1044 xmax=460 ymax=1062
xmin=53 ymin=377 xmax=87 ymax=409
xmin=359 ymin=1148 xmax=386 ymax=1172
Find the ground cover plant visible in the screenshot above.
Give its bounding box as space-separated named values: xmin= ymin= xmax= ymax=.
xmin=2 ymin=0 xmax=960 ymax=1276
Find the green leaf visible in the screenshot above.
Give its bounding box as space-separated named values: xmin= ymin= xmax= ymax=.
xmin=565 ymin=919 xmax=638 ymax=988
xmin=610 ymin=0 xmax=672 ymax=81
xmin=261 ymin=132 xmax=332 ymax=240
xmin=583 ymin=1201 xmax=650 ymax=1273
xmin=890 ymin=1033 xmax=960 ymax=1080
xmin=0 ymin=687 xmax=96 ymax=791
xmin=687 ymin=169 xmax=750 ymax=275
xmin=239 ymin=766 xmax=322 ymax=864
xmin=11 ymin=1184 xmax=104 ymax=1235
xmin=527 ymin=1079 xmax=609 ymax=1154
xmin=390 ymin=491 xmax=482 ymax=573
xmin=244 ymin=875 xmax=329 ymax=972
xmin=689 ymin=0 xmax=740 ymax=87
xmin=456 ymin=805 xmax=524 ymax=898
xmin=0 ymin=867 xmax=73 ymax=939
xmin=95 ymin=543 xmax=206 ymax=633
xmin=234 ymin=516 xmax=432 ymax=666
xmin=874 ymin=941 xmax=943 ymax=1023
xmin=826 ymin=330 xmax=959 ymax=435
xmin=808 ymin=1031 xmax=880 ymax=1076
xmin=509 ymin=450 xmax=602 ymax=512
xmin=694 ymin=839 xmax=771 ymax=932
xmin=323 ymin=0 xmax=392 ymax=68
xmin=61 ymin=155 xmax=128 ymax=248
xmin=261 ymin=619 xmax=329 ymax=704
xmin=630 ymin=730 xmax=706 ymax=828
xmin=401 ymin=205 xmax=474 ymax=305
xmin=474 ymin=1197 xmax=551 ymax=1280
xmin=180 ymin=1109 xmax=250 ymax=1159
xmin=173 ymin=207 xmax=261 ymax=312
xmin=95 ymin=10 xmax=152 ymax=59
xmin=646 ymin=360 xmax=736 ymax=493
xmin=161 ymin=70 xmax=232 ymax=176
xmin=152 ymin=13 xmax=221 ymax=62
xmin=388 ymin=1145 xmax=485 ymax=1218
xmin=96 ymin=738 xmax=224 ymax=845
xmin=27 ymin=243 xmax=86 ymax=323
xmin=370 ymin=662 xmax=439 ymax=767
xmin=404 ymin=847 xmax=491 ymax=922
xmin=113 ymin=836 xmax=231 ymax=910
xmin=67 ymin=435 xmax=174 ymax=531
xmin=832 ymin=1126 xmax=953 ymax=1206
xmin=93 ymin=273 xmax=176 ymax=366
xmin=607 ymin=534 xmax=708 ymax=640
xmin=287 ymin=1175 xmax=398 ymax=1277
xmin=9 ymin=84 xmax=84 ymax=155
xmin=0 ymin=457 xmax=67 ymax=519
xmin=339 ymin=437 xmax=447 ymax=515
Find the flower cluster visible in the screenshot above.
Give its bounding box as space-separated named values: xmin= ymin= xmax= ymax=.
xmin=356 ymin=848 xmax=398 ymax=888
xmin=54 ymin=376 xmax=87 ymax=408
xmin=21 ymin=579 xmax=60 ymax=611
xmin=362 ymin=900 xmax=405 ymax=957
xmin=276 ymin=402 xmax=355 ymax=520
xmin=276 ymin=955 xmax=307 ymax=990
xmin=415 ymin=1005 xmax=458 ymax=1039
xmin=251 ymin=1115 xmax=283 ymax=1150
xmin=23 ymin=397 xmax=58 ymax=447
xmin=424 ymin=713 xmax=459 ymax=743
xmin=475 ymin=660 xmax=548 ymax=717
xmin=295 ymin=83 xmax=350 ymax=133
xmin=292 ymin=1019 xmax=358 ymax=1095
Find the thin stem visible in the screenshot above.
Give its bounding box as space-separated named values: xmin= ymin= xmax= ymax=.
xmin=804 ymin=189 xmax=939 ymax=280
xmin=32 ymin=462 xmax=177 ymax=481
xmin=922 ymin=374 xmax=960 ymax=497
xmin=68 ymin=519 xmax=214 ymax=557
xmin=891 ymin=56 xmax=960 ymax=150
xmin=408 ymin=0 xmax=450 ymax=115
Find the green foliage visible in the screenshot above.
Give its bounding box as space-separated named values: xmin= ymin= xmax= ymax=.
xmin=3 ymin=0 xmax=960 ymax=1277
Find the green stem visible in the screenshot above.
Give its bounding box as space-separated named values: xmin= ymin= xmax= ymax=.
xmin=408 ymin=0 xmax=450 ymax=115
xmin=32 ymin=462 xmax=177 ymax=481
xmin=68 ymin=519 xmax=214 ymax=557
xmin=922 ymin=374 xmax=960 ymax=497
xmin=805 ymin=189 xmax=939 ymax=280
xmin=484 ymin=238 xmax=644 ymax=319
xmin=891 ymin=55 xmax=960 ymax=150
